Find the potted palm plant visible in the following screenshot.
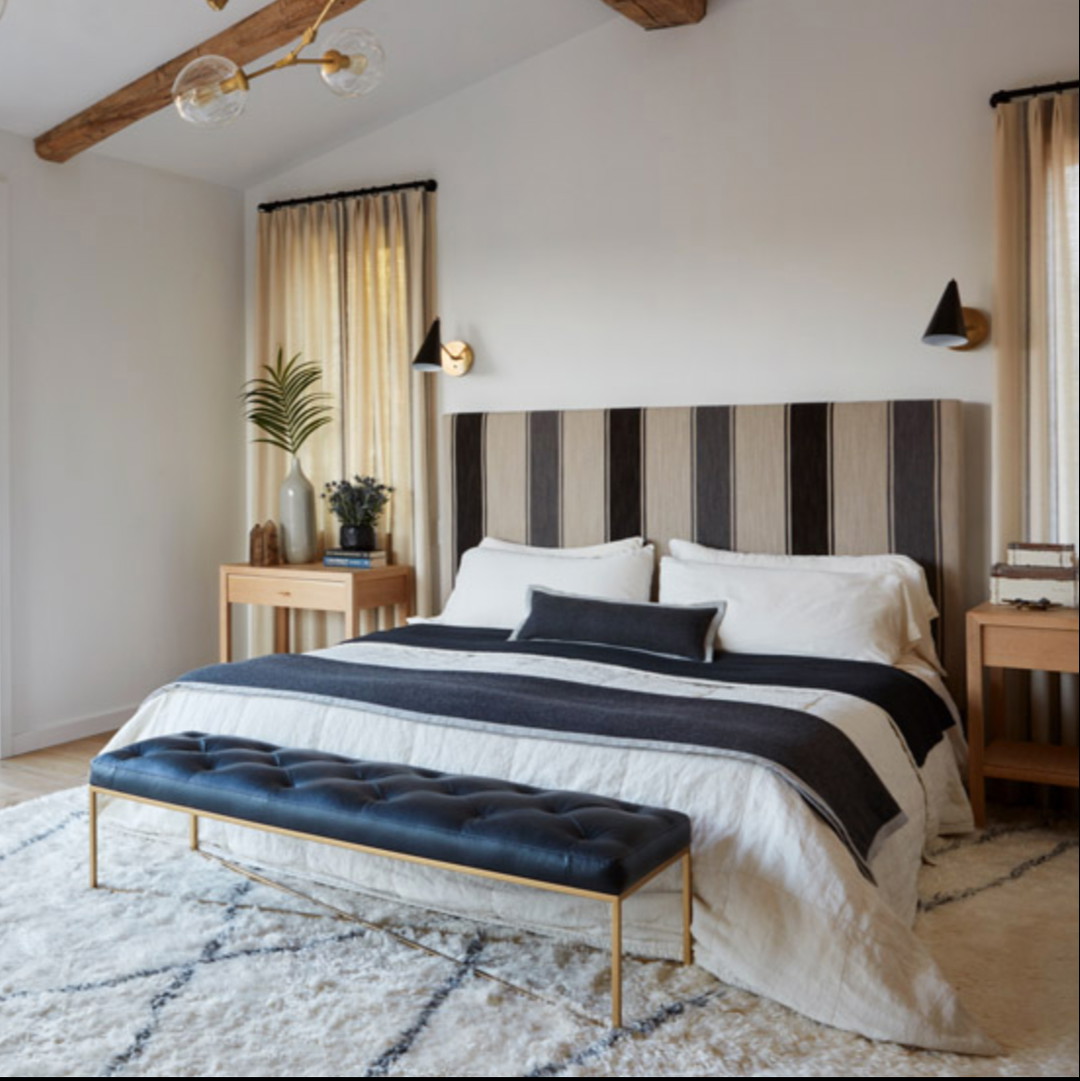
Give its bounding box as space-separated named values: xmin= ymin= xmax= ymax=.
xmin=242 ymin=348 xmax=333 ymax=563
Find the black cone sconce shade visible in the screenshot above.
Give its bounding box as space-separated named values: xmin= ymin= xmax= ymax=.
xmin=412 ymin=319 xmax=444 ymax=371
xmin=412 ymin=318 xmax=474 ymax=376
xmin=922 ymin=280 xmax=990 ymax=351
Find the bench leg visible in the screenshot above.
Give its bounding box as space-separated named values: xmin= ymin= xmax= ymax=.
xmin=89 ymin=788 xmax=98 ymax=889
xmin=611 ymin=896 xmax=622 ymax=1028
xmin=682 ymin=851 xmax=693 ymax=966
xmin=190 ymin=814 xmax=199 ymax=851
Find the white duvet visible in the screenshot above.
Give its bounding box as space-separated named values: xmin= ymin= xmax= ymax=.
xmin=100 ymin=637 xmax=993 ymax=1054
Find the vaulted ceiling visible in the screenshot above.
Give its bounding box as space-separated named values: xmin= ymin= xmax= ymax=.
xmin=0 ymin=1 xmax=704 ymax=189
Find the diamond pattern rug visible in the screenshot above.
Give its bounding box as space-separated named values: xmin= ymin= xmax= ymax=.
xmin=1 ymin=789 xmax=1076 ymax=1077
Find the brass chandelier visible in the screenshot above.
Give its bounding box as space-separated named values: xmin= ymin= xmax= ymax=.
xmin=173 ymin=0 xmax=385 ymax=127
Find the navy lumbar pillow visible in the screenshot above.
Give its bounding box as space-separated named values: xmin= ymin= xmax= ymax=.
xmin=510 ymin=587 xmax=726 ymax=662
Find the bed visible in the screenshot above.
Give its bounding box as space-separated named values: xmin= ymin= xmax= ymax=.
xmin=99 ymin=399 xmax=994 ymax=1054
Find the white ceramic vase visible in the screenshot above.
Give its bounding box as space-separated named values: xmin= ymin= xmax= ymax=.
xmin=279 ymin=456 xmax=316 ymax=564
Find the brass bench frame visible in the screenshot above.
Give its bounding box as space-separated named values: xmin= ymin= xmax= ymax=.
xmin=89 ymin=785 xmax=693 ymax=1028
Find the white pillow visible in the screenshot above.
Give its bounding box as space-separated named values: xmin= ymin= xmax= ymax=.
xmin=439 ymin=545 xmax=655 ymax=629
xmin=667 ymin=540 xmax=943 ymax=672
xmin=659 ymin=557 xmax=916 ymax=665
xmin=480 ymin=536 xmax=644 ymax=557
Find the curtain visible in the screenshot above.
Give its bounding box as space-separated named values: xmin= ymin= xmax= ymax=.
xmin=992 ymin=89 xmax=1079 ymax=799
xmin=250 ymin=187 xmax=436 ymax=654
xmin=993 ymin=89 xmax=1079 ymax=554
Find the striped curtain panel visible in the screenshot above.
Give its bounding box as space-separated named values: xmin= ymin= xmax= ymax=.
xmin=251 ymin=188 xmax=436 ymax=655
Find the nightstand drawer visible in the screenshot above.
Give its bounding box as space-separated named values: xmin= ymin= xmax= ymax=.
xmin=980 ymin=624 xmax=1080 ymax=672
xmin=225 ymin=573 xmax=347 ymax=611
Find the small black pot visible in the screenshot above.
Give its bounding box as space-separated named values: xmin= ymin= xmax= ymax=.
xmin=339 ymin=523 xmax=377 ymax=552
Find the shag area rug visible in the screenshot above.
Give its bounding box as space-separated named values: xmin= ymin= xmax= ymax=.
xmin=1 ymin=789 xmax=1076 ymax=1078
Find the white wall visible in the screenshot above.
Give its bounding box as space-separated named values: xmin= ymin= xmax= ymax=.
xmin=245 ymin=0 xmax=1077 ymax=607
xmin=0 ymin=131 xmax=246 ymax=754
xmin=0 ymin=177 xmax=12 ymax=754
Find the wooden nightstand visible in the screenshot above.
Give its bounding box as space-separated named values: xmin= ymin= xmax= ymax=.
xmin=219 ymin=563 xmax=413 ymax=663
xmin=965 ymin=601 xmax=1079 ymax=827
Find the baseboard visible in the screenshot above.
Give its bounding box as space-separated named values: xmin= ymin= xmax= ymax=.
xmin=9 ymin=706 xmax=136 ymax=757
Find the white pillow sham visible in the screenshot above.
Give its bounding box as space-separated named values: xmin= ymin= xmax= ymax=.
xmin=667 ymin=539 xmax=943 ymax=672
xmin=480 ymin=536 xmax=644 ymax=557
xmin=438 ymin=544 xmax=655 ymax=629
xmin=659 ymin=556 xmax=916 ymax=665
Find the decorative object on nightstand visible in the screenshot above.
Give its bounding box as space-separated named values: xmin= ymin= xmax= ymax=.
xmin=965 ymin=601 xmax=1080 ymax=827
xmin=279 ymin=458 xmax=318 ymax=564
xmin=990 ymin=542 xmax=1078 ymax=607
xmin=248 ymin=521 xmax=281 ymax=567
xmin=242 ymin=348 xmax=333 ymax=565
xmin=219 ymin=562 xmax=413 ymax=662
xmin=323 ymin=549 xmax=387 ymax=569
xmin=322 ymin=475 xmax=393 ymax=553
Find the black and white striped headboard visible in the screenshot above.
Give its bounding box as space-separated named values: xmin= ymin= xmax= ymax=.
xmin=448 ymin=400 xmax=964 ymax=686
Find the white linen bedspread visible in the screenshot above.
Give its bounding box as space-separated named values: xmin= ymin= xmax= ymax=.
xmin=100 ymin=639 xmax=992 ymax=1053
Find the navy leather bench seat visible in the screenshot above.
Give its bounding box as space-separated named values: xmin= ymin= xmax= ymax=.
xmin=88 ymin=731 xmax=693 ymax=1027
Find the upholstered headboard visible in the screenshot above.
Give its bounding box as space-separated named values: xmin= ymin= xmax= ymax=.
xmin=448 ymin=400 xmax=964 ymax=689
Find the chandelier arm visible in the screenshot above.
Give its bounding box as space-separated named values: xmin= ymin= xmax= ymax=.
xmin=242 ymin=53 xmax=336 ymax=82
xmin=277 ymin=0 xmax=339 ymax=66
xmin=241 ymin=2 xmax=362 ymax=84
xmin=243 ymin=58 xmax=294 ymax=81
xmin=309 ymin=0 xmax=343 ymax=37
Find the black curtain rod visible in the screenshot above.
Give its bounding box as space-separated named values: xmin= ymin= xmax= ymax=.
xmin=989 ymin=79 xmax=1078 ymax=108
xmin=258 ymin=178 xmax=437 ymax=214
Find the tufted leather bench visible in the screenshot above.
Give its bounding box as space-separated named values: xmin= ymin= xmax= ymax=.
xmin=89 ymin=732 xmax=693 ymax=1027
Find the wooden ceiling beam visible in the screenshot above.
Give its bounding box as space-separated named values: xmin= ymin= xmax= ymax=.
xmin=34 ymin=0 xmax=367 ymax=164
xmin=600 ymin=0 xmax=706 ymax=30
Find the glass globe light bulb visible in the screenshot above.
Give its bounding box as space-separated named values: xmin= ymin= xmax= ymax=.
xmin=172 ymin=55 xmax=248 ymax=127
xmin=320 ymin=27 xmax=385 ymax=98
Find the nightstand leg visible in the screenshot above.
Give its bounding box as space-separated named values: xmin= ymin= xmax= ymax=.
xmin=219 ymin=568 xmax=231 ymax=663
xmin=967 ymin=631 xmax=987 ymax=829
xmin=345 ymin=581 xmax=359 ymax=641
xmin=274 ymin=607 xmax=290 ymax=654
xmin=988 ymin=667 xmax=1005 ymax=743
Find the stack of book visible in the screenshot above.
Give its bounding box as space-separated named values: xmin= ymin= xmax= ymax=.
xmin=323 ymin=549 xmax=388 ymax=569
xmin=990 ymin=542 xmax=1077 ymax=607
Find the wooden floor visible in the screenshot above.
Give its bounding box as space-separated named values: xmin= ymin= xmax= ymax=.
xmin=0 ymin=733 xmax=115 ymax=809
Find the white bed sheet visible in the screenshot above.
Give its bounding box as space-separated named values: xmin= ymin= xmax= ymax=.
xmin=100 ymin=637 xmax=991 ymax=1054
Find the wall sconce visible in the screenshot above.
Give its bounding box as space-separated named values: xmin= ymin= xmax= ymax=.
xmin=412 ymin=319 xmax=474 ymax=377
xmin=922 ymin=279 xmax=990 ymax=351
